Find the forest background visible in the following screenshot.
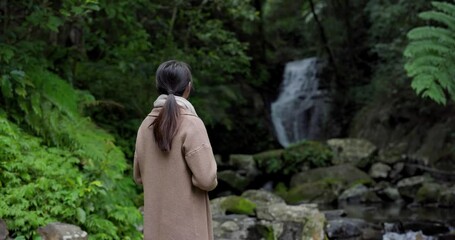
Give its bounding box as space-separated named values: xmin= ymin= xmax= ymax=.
xmin=1 ymin=0 xmax=455 ymax=239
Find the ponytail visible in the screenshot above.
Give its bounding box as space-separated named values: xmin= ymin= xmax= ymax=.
xmin=152 ymin=94 xmax=180 ymax=152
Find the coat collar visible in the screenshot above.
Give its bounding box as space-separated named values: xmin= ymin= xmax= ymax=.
xmin=147 ymin=107 xmax=198 ymax=117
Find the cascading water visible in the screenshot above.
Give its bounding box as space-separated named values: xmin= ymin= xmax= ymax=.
xmin=271 ymin=58 xmax=330 ymax=147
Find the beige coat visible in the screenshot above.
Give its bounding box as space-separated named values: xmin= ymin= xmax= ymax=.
xmin=134 ymin=107 xmax=218 ymax=240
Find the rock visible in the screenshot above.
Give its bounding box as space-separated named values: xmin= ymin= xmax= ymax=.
xmin=217 ymin=170 xmax=252 ymax=192
xmin=369 ymin=162 xmax=391 ymax=179
xmin=338 ymin=184 xmax=382 ymax=203
xmin=241 ymin=189 xmax=285 ymax=207
xmin=283 ymin=181 xmax=338 ymax=204
xmin=389 ymin=162 xmax=405 ymax=180
xmin=378 ymin=142 xmax=407 ymax=165
xmin=229 ymin=154 xmax=259 ymax=176
xmin=327 ymin=138 xmax=377 ymax=168
xmin=402 ymin=220 xmax=450 ymax=236
xmin=37 ymin=223 xmax=87 ymax=240
xmin=378 ymin=187 xmax=402 ymax=202
xmin=0 ymin=219 xmax=8 ymax=240
xmin=211 ymin=196 xmax=257 ymax=216
xmin=383 ymin=231 xmax=430 ymax=240
xmin=253 ymin=149 xmax=284 ymax=174
xmin=256 ymin=203 xmax=325 ymax=240
xmin=438 ymin=185 xmax=455 ymax=207
xmin=322 ymin=209 xmax=346 ymax=220
xmin=213 ymin=214 xmax=257 ymax=240
xmin=397 ymin=176 xmax=426 ymax=201
xmin=325 ymin=218 xmax=369 ymax=239
xmin=416 ymin=182 xmax=444 ymax=204
xmin=290 ymin=164 xmax=374 ymax=189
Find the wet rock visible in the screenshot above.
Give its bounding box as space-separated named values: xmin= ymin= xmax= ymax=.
xmin=383 ymin=231 xmax=431 ymax=240
xmin=397 ymin=176 xmax=426 ymax=201
xmin=416 ymin=182 xmax=444 ymax=204
xmin=325 ymin=218 xmax=369 ymax=239
xmin=322 ymin=209 xmax=346 ymax=220
xmin=241 ymin=189 xmax=285 ymax=207
xmin=338 ymin=184 xmax=382 ymax=203
xmin=290 ymin=164 xmax=374 ymax=189
xmin=327 ymin=138 xmax=377 ymax=168
xmin=37 ymin=223 xmax=87 ymax=240
xmin=369 ymin=162 xmax=391 ymax=179
xmin=0 ymin=219 xmax=8 ymax=240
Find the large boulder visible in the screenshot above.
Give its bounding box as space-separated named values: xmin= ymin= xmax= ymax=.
xmin=229 ymin=154 xmax=259 ymax=177
xmin=378 ymin=142 xmax=407 ymax=165
xmin=327 ymin=138 xmax=377 ymax=168
xmin=290 ymin=164 xmax=374 ymax=189
xmin=37 ymin=223 xmax=87 ymax=240
xmin=281 ymin=181 xmax=338 ymax=204
xmin=256 ymin=203 xmax=326 ymax=240
xmin=325 ymin=218 xmax=372 ymax=239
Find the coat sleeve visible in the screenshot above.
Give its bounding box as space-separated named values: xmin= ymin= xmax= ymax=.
xmin=133 ymin=151 xmax=143 ymax=185
xmin=183 ymin=118 xmax=218 ymax=191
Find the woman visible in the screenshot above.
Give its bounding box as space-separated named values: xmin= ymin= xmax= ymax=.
xmin=134 ymin=60 xmax=218 ymax=240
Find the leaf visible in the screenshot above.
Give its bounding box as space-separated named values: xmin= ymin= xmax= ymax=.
xmin=46 ymin=16 xmax=63 ymax=32
xmin=1 ymin=75 xmax=13 ymax=98
xmin=76 ymin=207 xmax=86 ymax=223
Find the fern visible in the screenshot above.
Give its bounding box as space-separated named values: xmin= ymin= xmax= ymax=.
xmin=0 ymin=68 xmax=142 ymax=239
xmin=404 ymin=1 xmax=455 ymax=104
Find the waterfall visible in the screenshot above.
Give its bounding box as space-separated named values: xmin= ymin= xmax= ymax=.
xmin=271 ymin=58 xmax=330 ymax=147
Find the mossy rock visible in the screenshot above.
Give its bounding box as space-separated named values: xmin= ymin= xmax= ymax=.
xmin=416 ymin=182 xmax=443 ymax=204
xmin=290 ymin=164 xmax=374 ymax=189
xmin=253 ymin=149 xmax=284 ymax=174
xmin=283 ymin=141 xmax=333 ymax=173
xmin=220 ymin=196 xmax=257 ymax=216
xmin=276 ymin=181 xmax=338 ymax=205
xmin=218 ymin=170 xmax=252 ymax=192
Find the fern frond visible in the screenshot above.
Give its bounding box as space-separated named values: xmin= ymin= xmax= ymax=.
xmin=432 ymin=2 xmax=455 ymax=18
xmin=404 ymin=40 xmax=451 ymax=57
xmin=408 ymin=26 xmax=455 ymax=45
xmin=419 ymin=11 xmax=455 ymax=31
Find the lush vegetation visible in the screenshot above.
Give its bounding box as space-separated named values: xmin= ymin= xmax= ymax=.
xmin=1 ymin=0 xmax=455 ymax=238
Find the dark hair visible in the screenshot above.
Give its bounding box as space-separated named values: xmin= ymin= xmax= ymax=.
xmin=152 ymin=60 xmax=192 ymax=152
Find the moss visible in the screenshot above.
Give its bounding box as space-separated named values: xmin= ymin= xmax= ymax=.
xmin=220 ymin=196 xmax=257 ymax=215
xmin=277 ymin=181 xmax=337 ymax=205
xmin=283 ymin=141 xmax=333 ymax=174
xmin=253 ymin=149 xmax=285 ymax=174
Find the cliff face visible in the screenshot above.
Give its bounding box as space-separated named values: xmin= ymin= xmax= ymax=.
xmin=349 ymin=88 xmax=455 ymax=171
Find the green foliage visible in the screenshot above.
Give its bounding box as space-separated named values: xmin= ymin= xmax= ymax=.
xmin=254 ymin=149 xmax=284 ymax=174
xmin=0 ymin=69 xmax=141 ymax=239
xmin=404 ymin=1 xmax=455 ymax=105
xmin=282 ymin=141 xmax=333 ymax=173
xmin=220 ymin=196 xmax=257 ymax=215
